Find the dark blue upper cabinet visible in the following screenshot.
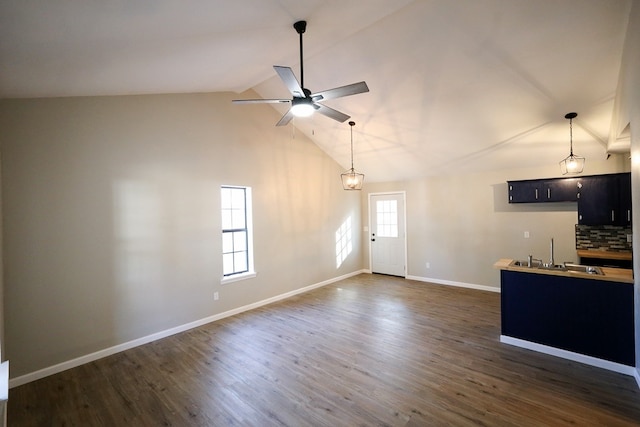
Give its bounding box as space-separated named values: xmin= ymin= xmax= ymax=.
xmin=543 ymin=177 xmax=579 ymax=202
xmin=508 ymin=177 xmax=578 ymax=203
xmin=619 ymin=172 xmax=632 ymax=225
xmin=508 ymin=173 xmax=632 ymax=226
xmin=577 ymin=172 xmax=631 ymax=226
xmin=507 ymin=180 xmax=542 ymax=203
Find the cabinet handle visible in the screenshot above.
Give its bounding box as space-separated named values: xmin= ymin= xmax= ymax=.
xmin=535 ymin=189 xmax=538 ymax=200
xmin=611 ymin=210 xmax=615 ymax=222
xmin=547 ymin=188 xmax=551 ymax=199
xmin=628 ymin=210 xmax=631 ymax=222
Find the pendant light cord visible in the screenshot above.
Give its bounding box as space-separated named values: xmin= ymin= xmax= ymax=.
xmin=349 ymin=121 xmax=355 ymax=170
xmin=569 ymin=116 xmax=574 ymax=156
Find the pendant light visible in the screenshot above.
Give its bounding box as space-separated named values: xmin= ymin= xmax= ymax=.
xmin=559 ymin=112 xmax=585 ymax=175
xmin=341 ymin=121 xmax=365 ymax=190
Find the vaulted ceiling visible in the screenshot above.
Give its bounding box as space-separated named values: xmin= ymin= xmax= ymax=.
xmin=0 ymin=1 xmax=632 ymax=182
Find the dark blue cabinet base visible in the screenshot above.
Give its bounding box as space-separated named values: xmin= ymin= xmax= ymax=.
xmin=500 ymin=270 xmax=634 ymax=366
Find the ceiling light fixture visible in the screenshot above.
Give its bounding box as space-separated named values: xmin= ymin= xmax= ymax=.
xmin=341 ymin=121 xmax=365 ymax=190
xmin=559 ymin=112 xmax=584 ymax=175
xmin=290 ymin=95 xmax=315 ymax=117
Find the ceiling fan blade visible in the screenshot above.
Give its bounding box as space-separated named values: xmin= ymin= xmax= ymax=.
xmin=311 ymin=81 xmax=369 ymax=102
xmin=315 ymin=104 xmax=350 ymax=123
xmin=274 ymin=66 xmax=305 ymax=98
xmin=276 ymin=109 xmax=294 ymax=127
xmin=232 ymin=99 xmax=290 ymax=104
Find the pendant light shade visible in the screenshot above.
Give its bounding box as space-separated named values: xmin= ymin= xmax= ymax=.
xmin=341 ymin=121 xmax=365 ymax=190
xmin=559 ymin=112 xmax=585 ymax=175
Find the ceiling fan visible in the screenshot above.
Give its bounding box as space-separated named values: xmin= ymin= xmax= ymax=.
xmin=232 ymin=20 xmax=369 ymax=126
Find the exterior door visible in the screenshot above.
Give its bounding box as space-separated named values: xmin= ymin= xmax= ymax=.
xmin=370 ymin=193 xmax=406 ymax=277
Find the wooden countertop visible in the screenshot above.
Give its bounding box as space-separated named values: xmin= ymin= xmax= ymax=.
xmin=494 ymin=258 xmax=634 ymax=284
xmin=577 ymin=250 xmax=632 ymax=261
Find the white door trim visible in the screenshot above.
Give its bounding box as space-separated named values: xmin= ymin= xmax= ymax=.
xmin=368 ymin=191 xmax=407 ymax=277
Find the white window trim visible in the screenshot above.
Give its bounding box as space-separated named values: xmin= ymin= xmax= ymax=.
xmin=221 ymin=271 xmax=257 ymax=285
xmin=221 ymin=185 xmax=256 ymax=284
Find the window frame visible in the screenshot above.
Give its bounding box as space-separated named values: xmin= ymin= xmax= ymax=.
xmin=221 ymin=185 xmax=256 ymax=284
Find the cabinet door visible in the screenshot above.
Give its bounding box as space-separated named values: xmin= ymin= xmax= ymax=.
xmin=577 ymin=176 xmax=618 ymax=225
xmin=577 ymin=173 xmax=631 ymax=225
xmin=543 ymin=178 xmax=578 ymax=202
xmin=619 ymin=173 xmax=632 ymax=225
xmin=508 ymin=180 xmax=541 ymax=203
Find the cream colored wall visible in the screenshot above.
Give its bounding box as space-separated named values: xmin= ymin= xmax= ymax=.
xmin=614 ymin=0 xmax=640 ymax=376
xmin=0 ymin=155 xmax=3 ymax=361
xmin=0 ymin=92 xmax=363 ymax=378
xmin=362 ymin=157 xmax=630 ymax=289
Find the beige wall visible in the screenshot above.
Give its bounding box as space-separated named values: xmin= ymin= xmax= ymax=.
xmin=362 ymin=158 xmax=630 ymax=289
xmin=0 ymin=155 xmax=3 ymax=361
xmin=0 ymin=92 xmax=363 ymax=378
xmin=615 ymin=0 xmax=640 ymax=376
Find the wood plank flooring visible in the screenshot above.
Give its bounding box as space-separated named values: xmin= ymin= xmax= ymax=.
xmin=9 ymin=273 xmax=640 ymax=426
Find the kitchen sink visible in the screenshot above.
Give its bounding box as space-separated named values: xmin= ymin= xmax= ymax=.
xmin=509 ymin=260 xmax=603 ymax=275
xmin=510 ymin=260 xmax=557 ymax=268
xmin=563 ymin=263 xmax=603 ymax=275
xmin=511 ymin=260 xmax=541 ymax=268
xmin=539 ymin=264 xmax=569 ymax=271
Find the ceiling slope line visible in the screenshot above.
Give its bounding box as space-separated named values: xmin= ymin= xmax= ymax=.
xmin=432 ymin=120 xmax=554 ymax=173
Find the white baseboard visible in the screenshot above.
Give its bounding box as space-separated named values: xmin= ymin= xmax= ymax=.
xmin=500 ymin=335 xmax=636 ymax=377
xmin=634 ymin=368 xmax=640 ymax=389
xmin=9 ymin=270 xmax=366 ymax=388
xmin=406 ymin=274 xmax=500 ymax=293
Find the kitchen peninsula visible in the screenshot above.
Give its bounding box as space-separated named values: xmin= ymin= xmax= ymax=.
xmin=495 ymin=259 xmax=634 ymax=374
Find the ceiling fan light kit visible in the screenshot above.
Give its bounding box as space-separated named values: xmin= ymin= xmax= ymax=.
xmin=559 ymin=112 xmax=585 ymax=175
xmin=341 ymin=121 xmax=365 ymax=190
xmin=233 ymin=20 xmax=369 ymax=126
xmin=290 ymin=97 xmax=315 ymax=117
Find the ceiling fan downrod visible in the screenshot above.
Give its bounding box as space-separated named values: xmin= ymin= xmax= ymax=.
xmin=294 ymin=20 xmax=307 ymax=90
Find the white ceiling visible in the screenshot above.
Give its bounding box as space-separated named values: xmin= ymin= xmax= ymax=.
xmin=0 ymin=0 xmax=632 ymax=182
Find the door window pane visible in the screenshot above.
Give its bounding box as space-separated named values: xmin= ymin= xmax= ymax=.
xmin=377 ymin=200 xmax=398 ymax=237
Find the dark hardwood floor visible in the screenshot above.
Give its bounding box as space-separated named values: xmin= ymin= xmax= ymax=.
xmin=9 ymin=273 xmax=640 ymax=426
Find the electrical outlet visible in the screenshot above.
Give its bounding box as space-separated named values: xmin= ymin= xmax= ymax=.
xmin=524 ymin=231 xmax=530 ymax=238
xmin=628 ymin=234 xmax=633 ymax=243
xmin=426 ymin=262 xmax=430 ymax=269
xmin=214 ymin=292 xmax=219 ymax=301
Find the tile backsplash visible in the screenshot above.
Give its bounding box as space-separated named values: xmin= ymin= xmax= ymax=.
xmin=575 ymin=224 xmax=632 ymax=252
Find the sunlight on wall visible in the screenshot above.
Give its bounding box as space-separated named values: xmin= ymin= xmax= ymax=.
xmin=112 ymin=176 xmax=219 ymax=326
xmin=335 ymin=216 xmax=353 ymax=268
xmin=113 ymin=181 xmax=165 ymax=304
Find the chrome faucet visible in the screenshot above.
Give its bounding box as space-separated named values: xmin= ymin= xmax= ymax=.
xmin=548 ymin=237 xmax=554 ymax=267
xmin=527 ymin=254 xmax=543 ymax=267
